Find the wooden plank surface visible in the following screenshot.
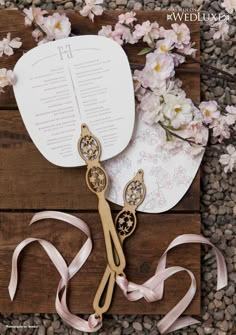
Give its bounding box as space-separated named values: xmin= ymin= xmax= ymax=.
xmin=0 ymin=213 xmax=200 ymax=314
xmin=0 ymin=109 xmax=200 ymax=211
xmin=0 ymin=10 xmax=201 ymax=315
xmin=0 ymin=10 xmax=200 ymax=108
xmin=0 ymin=10 xmax=200 ymax=212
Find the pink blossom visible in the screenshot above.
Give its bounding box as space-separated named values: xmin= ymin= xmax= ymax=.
xmin=132 ymin=68 xmax=154 ymax=90
xmin=145 ymin=51 xmax=175 ymax=84
xmin=0 ymin=33 xmax=22 ymax=57
xmin=114 ymin=23 xmax=138 ymax=44
xmin=133 ymin=21 xmax=160 ymax=46
xmin=210 ymin=118 xmax=230 ymax=142
xmin=155 ymin=39 xmax=174 ymax=54
xmin=180 ymin=43 xmax=197 ymax=57
xmin=80 ymin=0 xmax=103 ymax=22
xmin=42 ymin=13 xmax=71 ymax=41
xmin=23 ymin=7 xmax=47 ymax=26
xmin=226 ymin=105 xmax=236 ymax=114
xmin=186 ymin=120 xmax=205 ymax=144
xmin=98 ymin=23 xmax=137 ymax=45
xmin=159 ymin=27 xmax=177 ymax=43
xmin=118 ymin=11 xmax=136 ymax=25
xmin=98 ymin=25 xmax=123 ymax=45
xmin=222 ymin=0 xmax=236 ymax=14
xmin=171 ymin=23 xmax=191 ymax=49
xmin=162 ymin=93 xmax=194 ymax=129
xmin=0 ymin=68 xmax=15 ymax=93
xmin=185 ymin=144 xmax=205 ymax=157
xmin=212 ymin=21 xmax=229 ymax=40
xmin=224 ymin=105 xmax=236 ymax=125
xmin=139 ymin=91 xmax=164 ymax=125
xmin=199 ymin=101 xmax=221 ymax=125
xmin=172 ymin=52 xmax=186 ymax=66
xmin=133 ymin=70 xmax=142 ymax=92
xmin=219 ymin=145 xmax=236 ymax=173
xmin=32 ymin=28 xmax=44 ymax=43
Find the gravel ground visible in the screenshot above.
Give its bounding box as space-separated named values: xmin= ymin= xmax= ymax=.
xmin=0 ymin=0 xmax=236 ymax=334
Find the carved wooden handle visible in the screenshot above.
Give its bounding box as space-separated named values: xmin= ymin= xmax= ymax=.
xmin=97 ymin=194 xmax=126 ymax=274
xmin=93 ymin=265 xmax=115 ymax=317
xmin=78 ymin=124 xmax=126 ymax=274
xmin=93 ymin=170 xmax=146 ymax=316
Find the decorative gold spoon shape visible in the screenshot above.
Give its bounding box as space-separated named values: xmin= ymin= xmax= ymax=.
xmin=93 ymin=170 xmax=146 ymax=318
xmin=78 ymin=124 xmax=126 ymax=275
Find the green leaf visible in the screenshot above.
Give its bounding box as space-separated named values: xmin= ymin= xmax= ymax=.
xmin=138 ymin=47 xmax=154 ymax=56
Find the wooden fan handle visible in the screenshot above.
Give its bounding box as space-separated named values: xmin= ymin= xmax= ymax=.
xmin=93 ymin=265 xmax=115 ymax=317
xmin=97 ymin=194 xmax=126 ymax=274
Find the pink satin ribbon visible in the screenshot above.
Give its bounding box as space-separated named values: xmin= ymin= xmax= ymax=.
xmin=8 ymin=211 xmax=228 ymax=334
xmin=9 ymin=211 xmax=102 ymax=333
xmin=116 ymin=234 xmax=228 ymax=334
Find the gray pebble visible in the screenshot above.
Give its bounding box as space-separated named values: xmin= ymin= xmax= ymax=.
xmin=214 ymin=310 xmax=225 ymax=321
xmin=64 ymin=1 xmax=74 ymax=9
xmin=226 ymin=285 xmax=235 ymax=297
xmin=124 ymin=327 xmax=134 ymax=335
xmin=219 ymin=320 xmax=229 ymax=332
xmin=133 ymin=2 xmax=142 ymax=9
xmin=38 ymin=326 xmax=46 ymax=335
xmin=122 ymin=320 xmax=129 ymax=328
xmin=132 ymin=322 xmax=143 ymax=331
xmin=162 ymin=0 xmax=170 ymax=5
xmin=116 ymin=0 xmax=127 ymax=4
xmin=47 ymin=327 xmax=54 ymax=335
xmin=43 ymin=320 xmax=52 ymax=328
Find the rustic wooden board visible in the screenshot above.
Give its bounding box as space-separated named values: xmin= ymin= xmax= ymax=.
xmin=0 ymin=10 xmax=201 ymax=315
xmin=0 ymin=213 xmax=200 ymax=314
xmin=0 ymin=110 xmax=200 ymax=211
xmin=0 ymin=10 xmax=200 ymax=109
xmin=0 ymin=10 xmax=200 ymax=212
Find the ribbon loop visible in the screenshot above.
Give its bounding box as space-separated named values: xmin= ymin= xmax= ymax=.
xmin=8 ymin=211 xmax=102 ymax=333
xmin=8 ymin=214 xmax=228 ymax=335
xmin=116 ymin=234 xmax=227 ymax=334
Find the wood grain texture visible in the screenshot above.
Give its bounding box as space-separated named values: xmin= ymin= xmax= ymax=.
xmin=0 ymin=10 xmax=200 ymax=108
xmin=0 ymin=10 xmax=201 ymax=315
xmin=0 ymin=110 xmax=200 ymax=211
xmin=0 ymin=212 xmax=200 ymax=314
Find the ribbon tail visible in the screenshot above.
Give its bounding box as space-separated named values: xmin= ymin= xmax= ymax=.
xmin=8 ymin=238 xmax=69 ymax=301
xmin=160 ymin=316 xmax=200 ymax=334
xmin=158 ymin=234 xmax=228 ymax=290
xmin=29 ymin=211 xmax=101 ymax=333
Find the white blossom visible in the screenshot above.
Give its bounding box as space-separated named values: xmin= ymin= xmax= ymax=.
xmin=0 ymin=33 xmax=22 ymax=57
xmin=0 ymin=68 xmax=15 ymax=93
xmin=23 ymin=7 xmax=48 ymax=26
xmin=80 ymin=0 xmax=103 ymax=22
xmin=219 ymin=145 xmax=236 ymax=173
xmin=222 ymin=0 xmax=236 ymax=14
xmin=162 ymin=94 xmax=194 ymax=129
xmin=42 ymin=13 xmax=71 ymax=41
xmin=145 ymin=51 xmax=175 ymax=84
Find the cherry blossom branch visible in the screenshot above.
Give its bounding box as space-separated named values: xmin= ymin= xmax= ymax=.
xmin=130 ymin=63 xmax=236 ymax=82
xmin=159 ymin=122 xmax=204 ymax=147
xmin=14 ymin=1 xmax=47 ymax=37
xmin=175 ymin=51 xmax=236 ymax=83
xmin=201 ymin=71 xmax=235 ymax=82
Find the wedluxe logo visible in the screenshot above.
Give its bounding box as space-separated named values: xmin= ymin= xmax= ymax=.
xmin=167 ymin=8 xmax=230 ymax=22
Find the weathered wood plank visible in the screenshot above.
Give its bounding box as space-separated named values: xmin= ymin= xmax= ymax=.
xmin=0 ymin=10 xmax=201 ymax=316
xmin=0 ymin=110 xmax=200 ymax=211
xmin=0 ymin=212 xmax=201 ymax=314
xmin=0 ymin=10 xmax=200 ymax=108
